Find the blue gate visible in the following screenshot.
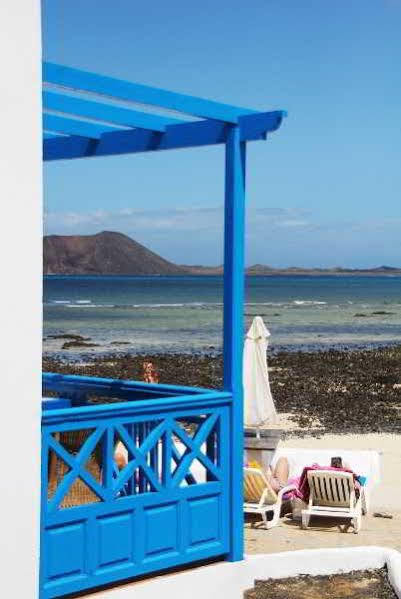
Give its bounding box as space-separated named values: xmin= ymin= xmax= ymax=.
xmin=40 ymin=375 xmax=232 ymax=598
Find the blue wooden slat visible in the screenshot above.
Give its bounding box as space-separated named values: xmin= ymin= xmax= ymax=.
xmin=43 ymin=132 xmax=64 ymax=140
xmin=206 ymin=421 xmax=217 ymax=482
xmin=40 ymin=432 xmax=50 ymax=595
xmin=42 ymin=397 xmax=71 ymax=410
xmin=102 ymin=427 xmax=114 ymax=500
xmin=43 ymin=113 xmax=124 ymax=139
xmin=114 ymin=424 xmax=162 ymax=492
xmin=126 ymin=423 xmax=136 ymax=495
xmin=42 ymin=391 xmax=232 ymax=428
xmin=171 ymin=414 xmax=220 ymax=486
xmin=43 ymin=371 xmax=209 ymax=396
xmin=43 ymin=110 xmax=285 ymax=161
xmin=218 ymin=406 xmax=231 ymax=560
xmin=171 ymin=444 xmax=196 ymax=485
xmin=161 ymin=426 xmax=173 ymax=489
xmin=43 ymin=90 xmax=185 ymax=132
xmin=44 ymin=479 xmax=223 ymax=525
xmin=223 ymin=125 xmax=246 ymax=561
xmin=43 ymin=62 xmax=256 ymax=123
xmin=137 ymin=422 xmax=145 ymax=494
xmin=150 ymin=423 xmax=160 ymax=489
xmin=238 ymin=110 xmax=286 ymax=138
xmin=112 ymin=458 xmax=137 ymax=495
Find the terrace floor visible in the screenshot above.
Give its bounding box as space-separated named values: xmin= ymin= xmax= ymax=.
xmin=245 ymin=511 xmax=401 ymax=555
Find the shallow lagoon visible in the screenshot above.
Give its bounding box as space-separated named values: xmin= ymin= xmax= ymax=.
xmin=43 ymin=274 xmax=401 ymax=356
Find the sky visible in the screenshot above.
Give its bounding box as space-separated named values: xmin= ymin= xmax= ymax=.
xmin=42 ymin=0 xmax=401 ymax=268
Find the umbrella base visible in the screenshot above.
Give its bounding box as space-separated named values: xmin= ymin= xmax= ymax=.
xmin=244 ymin=427 xmax=283 ymax=469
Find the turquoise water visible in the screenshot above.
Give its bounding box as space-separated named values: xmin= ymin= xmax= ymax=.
xmin=43 ymin=275 xmax=401 ymax=356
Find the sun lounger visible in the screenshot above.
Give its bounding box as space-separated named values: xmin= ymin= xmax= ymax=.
xmin=301 ymin=469 xmax=363 ymax=533
xmin=244 ymin=467 xmax=296 ymax=529
xmin=271 ymin=448 xmax=380 ymax=514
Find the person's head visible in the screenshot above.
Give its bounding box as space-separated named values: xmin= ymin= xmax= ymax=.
xmin=331 ymin=456 xmax=342 ymax=468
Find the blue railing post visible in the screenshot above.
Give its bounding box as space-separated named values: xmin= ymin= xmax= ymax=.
xmin=223 ymin=125 xmax=246 ymax=562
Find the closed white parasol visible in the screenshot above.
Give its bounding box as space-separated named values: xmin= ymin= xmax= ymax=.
xmin=243 ymin=316 xmax=278 ymax=427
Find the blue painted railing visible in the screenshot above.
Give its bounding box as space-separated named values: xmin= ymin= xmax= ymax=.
xmin=40 ymin=374 xmax=232 ymax=598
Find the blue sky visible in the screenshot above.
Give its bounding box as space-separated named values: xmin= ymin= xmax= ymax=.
xmin=42 ymin=0 xmax=401 ymax=268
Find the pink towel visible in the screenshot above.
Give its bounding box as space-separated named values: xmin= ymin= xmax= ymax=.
xmin=287 ymin=463 xmax=361 ymax=503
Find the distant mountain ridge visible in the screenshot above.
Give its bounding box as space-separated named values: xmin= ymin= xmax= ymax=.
xmin=43 ymin=231 xmax=401 ymax=275
xmin=183 ymin=264 xmax=401 ymax=275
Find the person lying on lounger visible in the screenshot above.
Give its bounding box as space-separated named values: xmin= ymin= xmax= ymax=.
xmin=248 ymin=455 xmax=356 ymax=495
xmin=247 ymin=456 xmax=293 ymax=492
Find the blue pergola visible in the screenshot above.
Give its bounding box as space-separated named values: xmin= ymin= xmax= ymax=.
xmin=41 ymin=63 xmax=286 ymax=599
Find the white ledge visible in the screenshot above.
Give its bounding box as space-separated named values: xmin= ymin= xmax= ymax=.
xmin=91 ymin=546 xmax=401 ymax=599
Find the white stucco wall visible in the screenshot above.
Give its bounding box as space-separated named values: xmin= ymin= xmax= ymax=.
xmin=0 ymin=1 xmax=42 ymax=597
xmin=94 ymin=548 xmax=401 ymax=599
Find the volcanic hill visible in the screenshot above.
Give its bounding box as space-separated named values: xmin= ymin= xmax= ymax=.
xmin=43 ymin=231 xmax=186 ymax=275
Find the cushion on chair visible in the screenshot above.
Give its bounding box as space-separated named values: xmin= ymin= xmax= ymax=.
xmin=243 ymin=468 xmax=278 ymax=505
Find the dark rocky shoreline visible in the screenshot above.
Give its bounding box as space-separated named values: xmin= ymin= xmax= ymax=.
xmin=42 ymin=345 xmax=401 ymax=437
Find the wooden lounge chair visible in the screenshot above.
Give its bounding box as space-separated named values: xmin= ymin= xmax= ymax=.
xmin=243 ymin=467 xmax=296 ymax=529
xmin=301 ymin=469 xmax=363 ymax=533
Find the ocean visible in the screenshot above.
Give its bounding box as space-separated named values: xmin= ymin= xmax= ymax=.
xmin=43 ymin=275 xmax=401 ymax=357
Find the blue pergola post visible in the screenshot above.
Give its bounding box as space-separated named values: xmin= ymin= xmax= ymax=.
xmin=223 ymin=125 xmax=246 ymax=562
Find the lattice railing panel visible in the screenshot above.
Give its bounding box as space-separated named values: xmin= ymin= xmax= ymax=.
xmin=44 ymin=412 xmax=222 ymax=511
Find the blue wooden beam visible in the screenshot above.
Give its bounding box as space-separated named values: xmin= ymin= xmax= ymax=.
xmin=43 ymin=62 xmax=256 ymax=123
xmin=43 ymin=91 xmax=185 ymax=132
xmin=43 ymin=113 xmax=124 ymax=139
xmin=43 ymin=110 xmax=285 ymax=161
xmin=43 ymin=131 xmax=64 ymax=140
xmin=223 ymin=125 xmax=246 ymax=562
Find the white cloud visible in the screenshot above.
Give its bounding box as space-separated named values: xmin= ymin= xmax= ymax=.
xmin=275 ymin=219 xmax=310 ymax=228
xmin=45 ymin=204 xmax=401 ymax=239
xmin=45 ymin=205 xmax=316 ymax=242
xmin=44 ymin=206 xmax=401 ymax=267
xmin=45 ymin=205 xmax=225 ymax=235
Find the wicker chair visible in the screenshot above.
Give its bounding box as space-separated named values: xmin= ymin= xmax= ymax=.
xmin=48 ymin=430 xmax=102 ymax=508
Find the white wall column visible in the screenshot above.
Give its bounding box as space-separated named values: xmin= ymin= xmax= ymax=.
xmin=0 ymin=1 xmax=42 ymax=596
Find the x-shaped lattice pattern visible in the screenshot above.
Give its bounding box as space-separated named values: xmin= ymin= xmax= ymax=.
xmin=45 ymin=412 xmax=220 ymax=511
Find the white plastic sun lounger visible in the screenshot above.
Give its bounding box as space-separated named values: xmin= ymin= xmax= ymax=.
xmin=244 ymin=467 xmax=296 ymax=529
xmin=301 ymin=469 xmax=363 ymax=533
